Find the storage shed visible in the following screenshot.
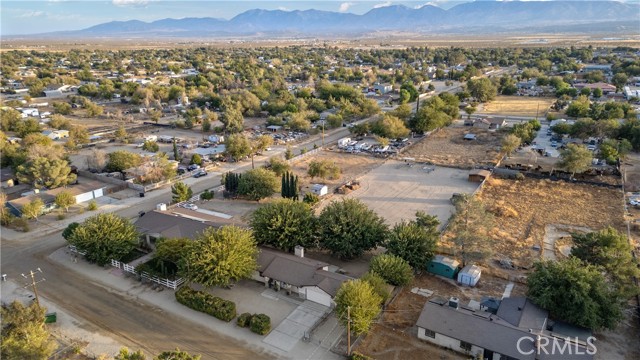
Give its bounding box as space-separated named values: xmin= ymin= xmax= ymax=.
xmin=426 ymin=255 xmax=460 ymax=279
xmin=468 ymin=169 xmax=491 ymax=183
xmin=457 ymin=264 xmax=482 ymax=287
xmin=311 ymin=184 xmax=328 ymax=197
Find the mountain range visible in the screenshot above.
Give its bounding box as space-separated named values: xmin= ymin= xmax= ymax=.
xmin=24 ymin=1 xmax=640 ymax=38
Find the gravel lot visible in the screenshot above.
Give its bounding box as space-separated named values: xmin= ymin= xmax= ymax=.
xmin=336 ymin=160 xmax=479 ymax=227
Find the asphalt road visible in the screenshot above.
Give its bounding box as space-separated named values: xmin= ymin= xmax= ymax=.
xmin=1 ymin=232 xmax=271 ymax=359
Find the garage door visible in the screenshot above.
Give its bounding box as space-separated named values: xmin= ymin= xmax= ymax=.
xmin=305 ymin=287 xmax=331 ymax=307
xmin=75 ymin=191 xmax=94 ymax=203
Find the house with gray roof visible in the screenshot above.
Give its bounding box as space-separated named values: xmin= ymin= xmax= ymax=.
xmin=252 ymin=246 xmax=352 ymax=307
xmin=416 ymin=296 xmax=595 ymax=360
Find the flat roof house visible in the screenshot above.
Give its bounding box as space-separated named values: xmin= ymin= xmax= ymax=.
xmin=417 ymin=296 xmax=594 ymax=360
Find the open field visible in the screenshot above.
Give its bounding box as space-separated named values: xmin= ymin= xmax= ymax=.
xmin=480 ymin=96 xmax=555 ymax=117
xmin=323 ymin=160 xmax=479 ymax=227
xmin=402 ymin=127 xmax=503 ymax=168
xmin=290 ymin=150 xmax=384 ymax=197
xmin=454 ymin=177 xmax=625 ymax=269
xmin=354 ymin=273 xmax=523 ymax=360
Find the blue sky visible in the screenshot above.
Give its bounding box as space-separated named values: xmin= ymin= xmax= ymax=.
xmin=1 ymin=1 xmax=636 ymax=35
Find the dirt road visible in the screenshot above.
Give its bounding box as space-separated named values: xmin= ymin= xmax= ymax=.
xmin=1 ymin=233 xmax=271 ymax=360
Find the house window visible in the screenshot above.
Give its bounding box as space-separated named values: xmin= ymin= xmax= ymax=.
xmin=423 ymin=329 xmax=436 ymax=338
xmin=460 ymin=341 xmax=472 ymax=351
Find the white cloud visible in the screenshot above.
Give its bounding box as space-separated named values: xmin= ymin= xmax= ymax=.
xmin=112 ymin=0 xmax=149 ymax=7
xmin=339 ymin=2 xmax=354 ymax=12
xmin=278 ymin=6 xmax=289 ymax=11
xmin=373 ymin=2 xmax=393 ymax=9
xmin=18 ymin=11 xmax=44 ymax=18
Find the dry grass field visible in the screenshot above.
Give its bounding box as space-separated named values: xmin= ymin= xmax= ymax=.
xmin=445 ymin=177 xmax=625 ymax=269
xmin=481 ymin=96 xmax=555 ymax=117
xmin=402 ymin=127 xmax=503 ymax=168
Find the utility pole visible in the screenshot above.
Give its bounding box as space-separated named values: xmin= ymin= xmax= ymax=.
xmin=347 ymin=306 xmax=351 ymax=356
xmin=21 ymin=268 xmax=45 ymax=308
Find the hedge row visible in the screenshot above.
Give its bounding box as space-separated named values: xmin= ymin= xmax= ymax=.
xmin=175 ymin=286 xmax=236 ymax=322
xmin=236 ymin=312 xmax=271 ymax=335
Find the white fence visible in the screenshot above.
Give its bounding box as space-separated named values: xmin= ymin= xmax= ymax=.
xmin=109 ymin=258 xmax=184 ymax=290
xmin=141 ymin=271 xmax=186 ymax=290
xmin=68 ymin=245 xmax=87 ymax=256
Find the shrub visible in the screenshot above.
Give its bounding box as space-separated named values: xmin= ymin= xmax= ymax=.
xmin=361 ymin=272 xmax=391 ymax=304
xmin=303 ymin=193 xmax=320 ymax=206
xmin=350 ymin=352 xmax=373 ymax=360
xmin=237 ymin=312 xmax=253 ymax=328
xmin=249 ymin=313 xmax=271 ymax=335
xmin=87 ymin=200 xmax=98 ymax=211
xmin=57 ymin=213 xmax=66 ymax=221
xmin=13 ymin=217 xmax=30 ymax=232
xmin=369 ymin=254 xmax=413 ymax=286
xmin=175 ymin=286 xmax=236 ymax=322
xmin=201 ymin=189 xmax=214 ymax=200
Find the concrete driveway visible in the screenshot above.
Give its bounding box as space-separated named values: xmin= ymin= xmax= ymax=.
xmin=263 ymin=300 xmax=330 ymax=352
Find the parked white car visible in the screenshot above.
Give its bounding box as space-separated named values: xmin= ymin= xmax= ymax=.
xmin=180 ymin=203 xmax=198 ymax=211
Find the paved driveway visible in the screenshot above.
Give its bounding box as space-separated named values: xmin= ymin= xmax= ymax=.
xmin=263 ymin=300 xmax=330 ymax=352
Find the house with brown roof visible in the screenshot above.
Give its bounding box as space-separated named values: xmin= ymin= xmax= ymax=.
xmin=252 ymin=246 xmax=352 ymax=307
xmin=416 ymin=296 xmax=594 ymax=360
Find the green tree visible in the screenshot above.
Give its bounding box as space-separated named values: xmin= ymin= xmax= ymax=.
xmin=400 ymin=83 xmax=419 ymax=102
xmin=67 ymin=213 xmax=139 ymax=265
xmin=54 ymin=191 xmax=75 ymax=212
xmin=284 ymin=146 xmax=294 ymax=160
xmin=53 ymin=102 xmax=72 ymax=115
xmin=16 ymin=158 xmax=77 ymax=189
xmin=1 ymin=301 xmax=57 ymax=360
xmin=467 ymin=78 xmax=497 ymax=102
xmin=370 ymin=115 xmax=410 ymax=139
xmin=318 ymin=199 xmax=388 ymax=259
xmin=190 ymin=154 xmax=202 ymax=166
xmin=116 ymin=348 xmax=147 ymax=360
xmin=237 ymin=168 xmax=278 ymax=201
xmin=558 ymin=144 xmax=593 ymax=178
xmin=154 ymin=238 xmax=191 ymax=277
xmin=386 ymin=219 xmax=438 ymax=270
xmin=280 ymin=171 xmax=299 ymax=200
xmin=501 ymin=134 xmax=522 ymax=156
xmin=62 ymin=222 xmax=79 ymax=240
xmin=448 ymin=194 xmax=494 ymax=267
xmin=303 ymin=193 xmax=320 ymax=206
xmin=172 ymin=140 xmax=180 ymax=162
xmin=369 ymin=254 xmax=413 ymax=286
xmin=361 ymin=272 xmax=391 ymax=304
xmin=20 ymin=198 xmax=44 ymax=220
xmin=390 ymin=103 xmax=412 ymax=121
xmin=221 ymin=103 xmax=244 ymax=133
xmin=85 ymin=101 xmax=104 ymax=117
xmin=184 ymin=226 xmax=258 ymax=288
xmin=527 ymin=258 xmax=623 ymax=330
xmin=106 ymin=151 xmax=142 ymax=173
xmin=225 ymin=133 xmax=252 ymax=161
xmin=571 ymin=227 xmax=640 ymax=296
xmin=592 ymin=87 xmax=603 ymax=99
xmin=142 ymin=141 xmax=159 ymax=152
xmin=612 ymin=73 xmax=628 ymax=92
xmin=267 ymin=156 xmax=290 ymax=176
xmin=250 ymin=199 xmax=316 ymax=252
xmin=334 ymin=280 xmax=382 ymax=336
xmin=464 ymin=106 xmax=476 ymax=120
xmin=223 ymin=172 xmax=241 ymax=193
xmin=171 ymin=181 xmax=193 ymax=203
xmin=69 ymin=125 xmax=90 ymax=145
xmin=566 ymin=95 xmax=591 ymax=118
xmin=308 ymin=160 xmax=341 ymax=180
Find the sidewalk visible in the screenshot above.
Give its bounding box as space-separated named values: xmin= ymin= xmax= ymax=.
xmin=47 ymin=247 xmax=344 ymax=360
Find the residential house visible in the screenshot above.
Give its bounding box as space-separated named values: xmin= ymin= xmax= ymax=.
xmin=472 ymin=118 xmax=491 ymax=129
xmin=488 ymin=117 xmax=506 ymax=130
xmin=253 ymin=246 xmax=352 ymax=307
xmin=134 ymin=207 xmax=238 ymax=248
xmin=42 ymin=129 xmax=69 ymax=140
xmin=373 ymin=83 xmax=393 ymax=94
xmin=43 ymin=84 xmax=76 ymax=98
xmin=573 ymin=82 xmax=616 ymax=94
xmin=416 ymin=296 xmax=595 ymax=360
xmin=7 ymin=180 xmax=109 ymax=217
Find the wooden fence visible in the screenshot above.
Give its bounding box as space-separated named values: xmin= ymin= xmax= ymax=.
xmin=110 ymin=258 xmax=185 ymax=290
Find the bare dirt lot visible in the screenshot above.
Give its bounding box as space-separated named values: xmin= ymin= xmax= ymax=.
xmin=402 ymin=127 xmax=503 ymax=168
xmin=289 ymin=150 xmax=384 ymax=197
xmin=354 ymin=273 xmax=524 ymax=360
xmin=480 ymin=96 xmax=555 ymax=117
xmin=325 ymin=160 xmax=479 ymax=227
xmin=454 ymin=177 xmax=625 ymax=269
xmin=622 ymin=152 xmax=640 ymax=192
